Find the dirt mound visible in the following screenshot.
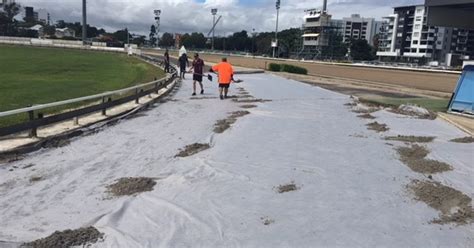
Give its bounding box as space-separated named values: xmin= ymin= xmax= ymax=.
xmin=409 ymin=180 xmax=473 ymax=225
xmin=107 ymin=177 xmax=156 ymax=197
xmin=240 ymin=104 xmax=257 ymax=109
xmin=213 ymin=111 xmax=250 ymax=133
xmin=22 ymin=226 xmax=103 ymax=248
xmin=390 ymin=104 xmax=437 ymax=120
xmin=366 ymin=122 xmax=389 ymax=132
xmin=396 ymin=145 xmax=452 ymax=174
xmin=450 ymin=136 xmax=474 ymax=143
xmin=357 ymin=113 xmax=376 ymax=119
xmin=276 ymin=182 xmax=299 ymax=194
xmin=175 ymin=143 xmax=211 ymax=157
xmin=385 ymin=135 xmax=435 ymax=143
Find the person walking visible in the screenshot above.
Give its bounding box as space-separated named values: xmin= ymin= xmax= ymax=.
xmin=210 ymin=57 xmax=234 ymax=100
xmin=164 ymin=49 xmax=170 ymax=73
xmin=188 ymin=53 xmax=205 ymax=96
xmin=178 ymin=53 xmax=189 ymax=79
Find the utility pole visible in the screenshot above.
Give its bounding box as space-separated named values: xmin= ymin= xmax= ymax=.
xmin=211 ymin=8 xmax=218 ymax=51
xmin=82 ymin=0 xmax=87 ymax=45
xmin=273 ymin=0 xmax=280 ymax=58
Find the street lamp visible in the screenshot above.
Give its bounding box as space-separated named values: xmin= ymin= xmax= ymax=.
xmin=211 ymin=8 xmax=218 ymax=51
xmin=154 ymin=9 xmax=161 ymax=47
xmin=273 ymin=0 xmax=280 ymax=58
xmin=82 ymin=0 xmax=87 ymax=45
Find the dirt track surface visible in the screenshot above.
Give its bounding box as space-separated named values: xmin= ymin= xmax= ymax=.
xmin=145 ymin=50 xmax=459 ymax=93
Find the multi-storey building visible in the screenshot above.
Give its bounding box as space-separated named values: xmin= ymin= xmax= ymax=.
xmin=377 ymin=4 xmax=474 ymax=65
xmin=338 ymin=14 xmax=383 ymax=46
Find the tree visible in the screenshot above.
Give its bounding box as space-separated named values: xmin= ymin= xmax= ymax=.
xmin=350 ymin=39 xmax=375 ymax=61
xmin=0 ymin=2 xmax=21 ymax=36
xmin=132 ymin=35 xmax=146 ymax=46
xmin=43 ymin=25 xmax=56 ymax=37
xmin=149 ymin=25 xmax=157 ymax=46
xmin=159 ymin=32 xmax=174 ymax=47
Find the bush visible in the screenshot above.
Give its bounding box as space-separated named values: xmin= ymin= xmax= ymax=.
xmin=281 ymin=64 xmax=308 ymax=75
xmin=268 ymin=63 xmax=281 ymax=72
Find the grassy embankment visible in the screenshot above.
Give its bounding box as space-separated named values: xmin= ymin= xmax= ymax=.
xmin=0 ymin=45 xmax=165 ymax=127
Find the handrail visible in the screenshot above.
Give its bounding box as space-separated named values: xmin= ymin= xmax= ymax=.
xmin=0 ymin=74 xmax=171 ymax=118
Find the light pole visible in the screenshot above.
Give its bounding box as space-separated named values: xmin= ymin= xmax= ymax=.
xmin=154 ymin=9 xmax=161 ymax=47
xmin=252 ymin=28 xmax=257 ymax=55
xmin=211 ymin=8 xmax=218 ymax=51
xmin=273 ymin=0 xmax=280 ymax=58
xmin=82 ymin=0 xmax=87 ymax=45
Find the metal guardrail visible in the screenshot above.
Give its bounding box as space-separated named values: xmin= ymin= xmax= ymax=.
xmin=0 ymin=55 xmax=177 ymax=137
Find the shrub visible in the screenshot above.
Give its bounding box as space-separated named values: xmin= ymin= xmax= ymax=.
xmin=268 ymin=63 xmax=281 ymax=72
xmin=281 ymin=64 xmax=308 ymax=75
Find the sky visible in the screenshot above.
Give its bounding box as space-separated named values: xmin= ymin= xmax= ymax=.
xmin=17 ymin=0 xmax=425 ymax=36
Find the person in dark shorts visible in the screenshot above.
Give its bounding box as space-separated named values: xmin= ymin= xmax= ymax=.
xmin=164 ymin=49 xmax=170 ymax=73
xmin=188 ymin=53 xmax=205 ymax=96
xmin=210 ymin=57 xmax=234 ymax=100
xmin=178 ymin=53 xmax=189 ymax=79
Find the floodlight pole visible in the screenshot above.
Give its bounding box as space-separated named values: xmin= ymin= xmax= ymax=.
xmin=211 ymin=8 xmax=218 ymax=51
xmin=154 ymin=10 xmax=161 ymax=47
xmin=273 ymin=0 xmax=280 ymax=58
xmin=82 ymin=0 xmax=87 ymax=45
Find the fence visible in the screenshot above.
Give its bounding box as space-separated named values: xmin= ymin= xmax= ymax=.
xmin=0 ymin=55 xmax=177 ymax=138
xmin=0 ymin=36 xmax=126 ymax=53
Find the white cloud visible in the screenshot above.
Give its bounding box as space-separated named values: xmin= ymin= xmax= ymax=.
xmin=16 ymin=0 xmax=424 ymax=36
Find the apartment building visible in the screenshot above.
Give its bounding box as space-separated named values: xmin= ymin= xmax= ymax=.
xmin=377 ymin=4 xmax=474 ymax=65
xmin=336 ymin=14 xmax=383 ymax=45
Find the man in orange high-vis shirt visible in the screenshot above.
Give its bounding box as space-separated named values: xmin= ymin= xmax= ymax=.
xmin=210 ymin=57 xmax=234 ymax=100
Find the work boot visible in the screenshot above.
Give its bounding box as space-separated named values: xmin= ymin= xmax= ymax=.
xmin=220 ymin=95 xmax=224 ymax=100
xmin=200 ymin=89 xmax=204 ymax=94
xmin=192 ymin=92 xmax=196 ymax=96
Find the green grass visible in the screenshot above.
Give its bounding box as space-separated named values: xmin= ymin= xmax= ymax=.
xmin=360 ymin=97 xmax=450 ymax=113
xmin=0 ymin=45 xmax=164 ymax=127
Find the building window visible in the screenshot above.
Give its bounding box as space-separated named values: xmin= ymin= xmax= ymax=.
xmin=414 ymin=24 xmax=421 ymax=29
xmin=415 ymin=17 xmax=422 ymax=22
xmin=413 ymin=40 xmax=418 ymax=44
xmin=414 ymin=32 xmax=420 ymax=37
xmin=417 ymin=8 xmax=423 ymax=13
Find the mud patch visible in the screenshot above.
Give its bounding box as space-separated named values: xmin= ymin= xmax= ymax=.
xmin=409 ymin=180 xmax=473 ymax=225
xmin=175 ymin=143 xmax=211 ymax=157
xmin=42 ymin=138 xmax=71 ymax=148
xmin=260 ymin=217 xmax=275 ymax=226
xmin=357 ymin=113 xmax=376 ymax=119
xmin=29 ymin=176 xmax=43 ymax=183
xmin=232 ymin=98 xmax=272 ymax=103
xmin=450 ymin=136 xmax=474 ymax=143
xmin=23 ymin=226 xmax=104 ymax=248
xmin=350 ymin=134 xmax=368 ymax=138
xmin=396 ymin=145 xmax=452 ymax=174
xmin=385 ymin=135 xmax=435 ymax=143
xmin=276 ymin=182 xmax=299 ymax=194
xmin=22 ymin=163 xmax=35 ymax=169
xmin=240 ymin=104 xmax=257 ymax=109
xmin=106 ymin=177 xmax=157 ymax=197
xmin=213 ymin=111 xmax=250 ymax=133
xmin=366 ymin=122 xmax=389 ymax=132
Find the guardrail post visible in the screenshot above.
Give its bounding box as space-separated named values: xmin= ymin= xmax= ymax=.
xmin=74 ymin=117 xmax=79 ymax=125
xmin=28 ymin=110 xmax=37 ymax=138
xmin=102 ymin=96 xmax=107 ymax=116
xmin=135 ymin=88 xmax=140 ymax=104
